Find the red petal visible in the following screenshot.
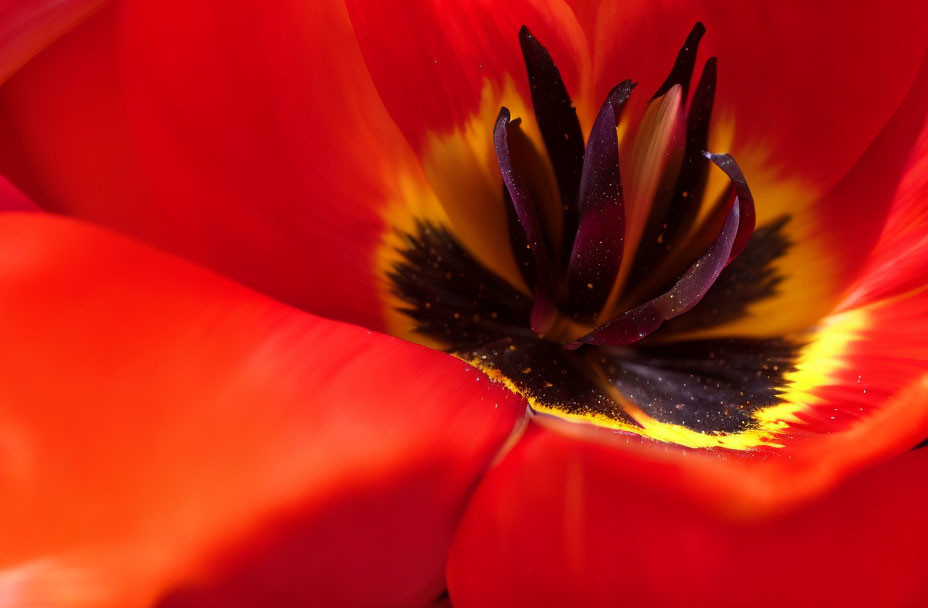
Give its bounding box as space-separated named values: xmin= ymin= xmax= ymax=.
xmin=0 ymin=0 xmax=424 ymax=330
xmin=0 ymin=0 xmax=105 ymax=84
xmin=675 ymin=45 xmax=928 ymax=339
xmin=448 ymin=418 xmax=928 ymax=607
xmin=344 ymin=0 xmax=594 ymax=304
xmin=805 ymin=49 xmax=928 ymax=293
xmin=0 ymin=175 xmax=38 ymax=211
xmin=449 ymin=200 xmax=928 ymax=601
xmin=841 ymin=94 xmax=928 ymax=309
xmin=0 ymin=213 xmax=525 ymax=607
xmin=589 ymin=2 xmax=928 ymax=338
xmin=562 ymin=0 xmax=598 ymax=48
xmin=593 ymin=0 xmax=928 ymax=190
xmin=345 ymin=0 xmax=592 ymax=151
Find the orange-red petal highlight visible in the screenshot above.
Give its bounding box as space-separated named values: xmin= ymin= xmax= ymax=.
xmin=345 ymin=0 xmax=592 ymax=151
xmin=0 ymin=213 xmax=524 ymax=607
xmin=0 ymin=0 xmax=106 ymax=84
xmin=586 ymin=1 xmax=928 ymax=338
xmin=593 ymin=0 xmax=928 ymax=191
xmin=0 ymin=0 xmax=422 ymax=330
xmin=448 ymin=421 xmax=928 ymax=607
xmin=842 ymin=114 xmax=928 ymax=309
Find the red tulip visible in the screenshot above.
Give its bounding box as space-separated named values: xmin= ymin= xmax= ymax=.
xmin=1 ymin=1 xmax=927 ymax=606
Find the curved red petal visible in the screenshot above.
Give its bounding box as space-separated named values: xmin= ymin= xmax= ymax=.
xmin=0 ymin=0 xmax=106 ymax=84
xmin=806 ymin=48 xmax=928 ymax=292
xmin=450 ymin=220 xmax=928 ymax=604
xmin=448 ymin=422 xmax=928 ymax=607
xmin=343 ymin=1 xmax=594 ymax=316
xmin=593 ymin=0 xmax=928 ymax=191
xmin=841 ymin=100 xmax=928 ymax=309
xmin=0 ymin=174 xmax=38 ymax=211
xmin=0 ymin=213 xmax=525 ymax=607
xmin=668 ymin=44 xmax=928 ymax=339
xmin=345 ymin=0 xmax=592 ymax=151
xmin=0 ymin=0 xmax=422 ymax=330
xmin=576 ymin=1 xmax=928 ymax=340
xmin=562 ymin=0 xmax=599 ymax=47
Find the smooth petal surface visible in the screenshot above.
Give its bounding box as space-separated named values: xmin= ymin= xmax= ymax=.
xmin=0 ymin=0 xmax=106 ymax=84
xmin=345 ymin=0 xmax=592 ymax=150
xmin=0 ymin=174 xmax=37 ymax=211
xmin=685 ymin=43 xmax=928 ymax=339
xmin=448 ymin=420 xmax=928 ymax=608
xmin=0 ymin=213 xmax=525 ymax=607
xmin=840 ymin=88 xmax=928 ymax=309
xmin=592 ymin=0 xmax=928 ymax=191
xmin=0 ymin=0 xmax=425 ymax=330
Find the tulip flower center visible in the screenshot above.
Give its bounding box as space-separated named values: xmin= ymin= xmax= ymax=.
xmin=391 ymin=24 xmax=798 ymax=448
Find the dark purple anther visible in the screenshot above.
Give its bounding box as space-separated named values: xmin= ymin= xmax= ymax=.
xmin=519 ymin=26 xmax=585 ymax=260
xmin=494 ymin=108 xmax=557 ymax=334
xmin=623 ymin=34 xmax=715 ymax=298
xmin=703 ymin=152 xmax=756 ymax=261
xmin=490 ymin=23 xmax=757 ymax=348
xmin=391 ymin=22 xmax=779 ymax=432
xmin=576 ymin=199 xmax=741 ymax=346
xmin=644 ymin=57 xmax=717 ymax=264
xmin=652 ymin=22 xmax=706 ymax=100
xmin=565 ymin=80 xmax=636 ymax=319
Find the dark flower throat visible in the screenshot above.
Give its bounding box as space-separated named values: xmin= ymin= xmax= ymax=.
xmin=391 ymin=24 xmax=797 ymax=438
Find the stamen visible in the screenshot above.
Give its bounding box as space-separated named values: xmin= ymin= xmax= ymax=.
xmin=576 ymin=199 xmax=741 ymax=346
xmin=703 ymin=152 xmax=757 ymax=260
xmin=652 ymin=22 xmax=706 ymax=100
xmin=494 ymin=108 xmax=557 ymax=334
xmin=604 ymin=83 xmax=686 ymax=312
xmin=632 ymin=57 xmax=717 ymax=285
xmin=390 ymin=22 xmax=788 ymax=442
xmin=519 ymin=26 xmax=585 ymax=260
xmin=494 ymin=24 xmax=756 ymax=346
xmin=565 ymin=81 xmax=636 ymax=319
xmin=503 ymin=186 xmax=537 ymax=287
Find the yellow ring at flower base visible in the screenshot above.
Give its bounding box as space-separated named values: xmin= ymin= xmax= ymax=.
xmin=464 ymin=307 xmax=867 ymax=451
